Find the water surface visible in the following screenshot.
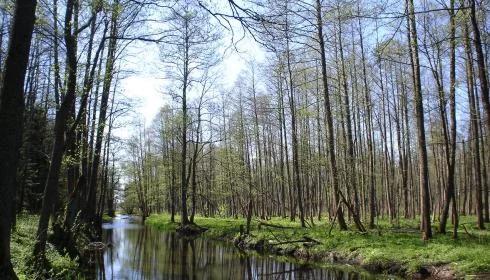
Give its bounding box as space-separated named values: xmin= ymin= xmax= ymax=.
xmin=95 ymin=215 xmax=379 ymax=279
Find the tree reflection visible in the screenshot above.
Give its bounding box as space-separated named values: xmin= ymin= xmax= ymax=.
xmin=97 ymin=217 xmax=370 ymax=280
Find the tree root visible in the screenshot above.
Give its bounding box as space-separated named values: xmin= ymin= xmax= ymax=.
xmin=257 ymin=220 xmax=295 ymax=229
xmin=176 ymin=223 xmax=208 ymax=236
xmin=268 ymin=236 xmax=322 ymax=246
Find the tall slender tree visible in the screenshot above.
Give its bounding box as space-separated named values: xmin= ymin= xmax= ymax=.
xmin=406 ymin=0 xmax=432 ymax=239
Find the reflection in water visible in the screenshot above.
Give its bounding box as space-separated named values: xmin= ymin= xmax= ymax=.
xmin=96 ymin=216 xmax=372 ymax=280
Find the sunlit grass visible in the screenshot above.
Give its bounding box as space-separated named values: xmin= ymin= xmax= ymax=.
xmin=11 ymin=214 xmax=79 ymax=279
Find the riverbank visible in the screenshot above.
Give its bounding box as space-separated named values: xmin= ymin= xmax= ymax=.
xmin=146 ymin=214 xmax=490 ymax=279
xmin=10 ymin=214 xmax=81 ymax=280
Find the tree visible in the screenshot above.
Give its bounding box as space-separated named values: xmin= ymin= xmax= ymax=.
xmin=438 ymin=0 xmax=458 ymax=237
xmin=469 ymin=0 xmax=488 ymax=229
xmin=0 ymin=0 xmax=37 ymax=278
xmin=316 ymin=0 xmax=348 ymax=230
xmin=406 ymin=0 xmax=431 ymax=239
xmin=85 ymin=0 xmax=119 ymax=223
xmin=34 ymin=0 xmax=83 ymax=257
xmin=160 ymin=0 xmax=220 ymax=225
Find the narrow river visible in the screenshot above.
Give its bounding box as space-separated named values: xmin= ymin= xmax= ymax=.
xmin=94 ymin=215 xmax=379 ymax=279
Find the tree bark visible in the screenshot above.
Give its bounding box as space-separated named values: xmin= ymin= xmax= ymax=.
xmin=34 ymin=0 xmax=79 ymax=257
xmin=180 ymin=16 xmax=191 ymax=225
xmin=439 ymin=0 xmax=458 ymax=236
xmin=469 ymin=0 xmax=488 ymax=229
xmin=406 ymin=0 xmax=432 ymax=239
xmin=316 ymin=0 xmax=347 ymax=230
xmin=86 ymin=3 xmax=118 ymax=223
xmin=357 ymin=7 xmax=376 ymax=228
xmin=0 ymin=0 xmax=37 ymax=278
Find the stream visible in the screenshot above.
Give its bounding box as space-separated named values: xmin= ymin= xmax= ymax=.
xmin=94 ymin=215 xmax=382 ymax=279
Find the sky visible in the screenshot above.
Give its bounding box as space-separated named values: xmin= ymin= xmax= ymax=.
xmin=114 ymin=21 xmax=264 ymax=140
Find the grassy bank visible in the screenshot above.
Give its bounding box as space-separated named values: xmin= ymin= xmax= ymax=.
xmin=11 ymin=214 xmax=80 ymax=280
xmin=146 ymin=214 xmax=490 ymax=278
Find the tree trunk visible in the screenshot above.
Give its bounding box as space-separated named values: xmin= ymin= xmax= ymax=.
xmin=469 ymin=0 xmax=488 ymax=229
xmin=406 ymin=0 xmax=432 ymax=239
xmin=86 ymin=4 xmax=118 ymax=223
xmin=357 ymin=7 xmax=376 ymax=228
xmin=180 ymin=17 xmax=191 ymax=225
xmin=316 ymin=0 xmax=347 ymax=230
xmin=34 ymin=0 xmax=78 ymax=257
xmin=439 ymin=0 xmax=458 ymax=236
xmin=0 ymin=0 xmax=37 ymax=278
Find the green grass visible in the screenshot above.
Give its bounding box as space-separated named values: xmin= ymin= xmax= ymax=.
xmin=102 ymin=213 xmax=113 ymax=223
xmin=11 ymin=214 xmax=80 ymax=280
xmin=146 ymin=214 xmax=490 ymax=277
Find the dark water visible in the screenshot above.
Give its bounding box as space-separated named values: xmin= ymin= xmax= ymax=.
xmin=94 ymin=215 xmax=378 ymax=280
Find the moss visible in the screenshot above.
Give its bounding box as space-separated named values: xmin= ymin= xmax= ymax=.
xmin=101 ymin=214 xmax=113 ymax=223
xmin=146 ymin=214 xmax=490 ymax=277
xmin=11 ymin=214 xmax=81 ymax=279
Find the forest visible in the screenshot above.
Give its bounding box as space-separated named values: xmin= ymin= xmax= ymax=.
xmin=0 ymin=0 xmax=489 ymax=279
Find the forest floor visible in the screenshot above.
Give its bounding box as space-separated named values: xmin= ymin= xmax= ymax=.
xmin=10 ymin=214 xmax=81 ymax=280
xmin=147 ymin=214 xmax=490 ymax=278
